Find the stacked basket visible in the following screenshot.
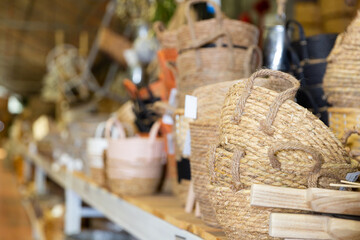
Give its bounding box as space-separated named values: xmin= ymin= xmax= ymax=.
xmin=324 ymin=11 xmax=360 ymax=159
xmin=172 ymin=0 xmax=261 ymax=204
xmin=208 ymin=69 xmax=358 ymax=239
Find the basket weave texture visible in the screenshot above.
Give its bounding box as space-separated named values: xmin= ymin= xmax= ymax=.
xmin=323 ymin=11 xmax=360 ymax=107
xmin=175 ymin=0 xmax=261 ymax=108
xmin=209 ymin=69 xmax=357 ymax=239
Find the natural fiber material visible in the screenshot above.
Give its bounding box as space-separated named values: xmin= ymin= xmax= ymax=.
xmin=90 ymin=167 xmax=105 ymax=186
xmin=329 ymin=107 xmax=360 ymax=161
xmin=209 ymin=69 xmax=357 ymax=239
xmin=176 ymin=0 xmax=258 ymax=51
xmin=108 ymin=178 xmax=161 ymax=196
xmin=153 ymin=22 xmax=177 ymax=49
xmin=174 ymin=0 xmax=261 ymax=108
xmin=324 ymin=11 xmax=360 ymax=107
xmin=190 ymin=121 xmax=220 ymax=227
xmin=176 ymin=46 xmax=261 ymax=108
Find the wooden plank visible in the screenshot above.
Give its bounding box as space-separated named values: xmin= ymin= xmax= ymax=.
xmin=19 ymin=143 xmax=226 ymax=240
xmin=251 ymin=184 xmax=360 ymax=215
xmin=269 ymin=213 xmax=360 ymax=239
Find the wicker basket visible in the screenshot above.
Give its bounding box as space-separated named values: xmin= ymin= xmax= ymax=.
xmin=106 ymin=119 xmax=166 ymax=196
xmin=176 ymin=0 xmax=259 ymax=51
xmin=153 ymin=21 xmax=177 ymax=49
xmin=209 ymin=69 xmax=357 ymax=239
xmin=323 ymin=12 xmax=360 ymax=107
xmin=176 ymin=45 xmax=261 ymax=108
xmin=329 ymin=107 xmax=360 ymax=158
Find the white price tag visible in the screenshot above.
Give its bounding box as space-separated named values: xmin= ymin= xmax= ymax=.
xmin=182 ymin=129 xmax=191 ymax=157
xmin=184 ymin=95 xmax=197 ymax=119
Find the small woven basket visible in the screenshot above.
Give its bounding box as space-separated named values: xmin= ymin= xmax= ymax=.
xmin=106 ymin=119 xmax=165 ymax=196
xmin=328 ymin=107 xmax=360 ymax=160
xmin=176 ymin=0 xmax=259 ymax=51
xmin=209 ymin=69 xmax=358 ymax=239
xmin=153 ymin=21 xmax=177 ymax=49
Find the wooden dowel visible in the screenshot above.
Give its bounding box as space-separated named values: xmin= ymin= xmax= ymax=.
xmin=341 ymin=180 xmax=360 ymax=186
xmin=330 ymin=183 xmax=360 ymax=188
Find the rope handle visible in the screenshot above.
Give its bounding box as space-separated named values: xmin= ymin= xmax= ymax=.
xmin=268 ymin=142 xmax=324 ymax=188
xmin=286 ymin=20 xmax=309 ymax=62
xmin=185 ymin=0 xmax=235 ymax=69
xmin=208 ymin=144 xmax=218 ymax=183
xmin=233 ymin=69 xmax=300 ymax=135
xmin=342 ymin=129 xmax=360 ymax=159
xmin=94 ymin=121 xmax=107 ymax=138
xmin=231 ymin=149 xmax=245 ymax=192
xmin=105 ymin=117 xmax=127 ymax=140
xmin=244 ymin=45 xmax=263 ymax=77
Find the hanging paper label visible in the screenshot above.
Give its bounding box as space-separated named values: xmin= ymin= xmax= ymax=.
xmin=184 ymin=95 xmax=197 ymax=119
xmin=167 ymin=133 xmax=175 ymax=155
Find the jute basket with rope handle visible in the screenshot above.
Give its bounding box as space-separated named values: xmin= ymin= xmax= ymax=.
xmin=188 ymin=78 xmax=292 ymax=227
xmin=208 ymin=69 xmax=358 ymax=239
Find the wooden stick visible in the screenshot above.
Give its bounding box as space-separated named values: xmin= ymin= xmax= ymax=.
xmin=341 ymin=180 xmax=360 ymax=186
xmin=330 ymin=183 xmax=360 ymax=188
xmin=270 ymin=213 xmax=360 ymax=239
xmin=185 ymin=181 xmax=195 ymax=213
xmin=251 ymin=184 xmax=360 ymax=215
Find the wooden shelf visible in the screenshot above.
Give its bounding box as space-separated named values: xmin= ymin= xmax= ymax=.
xmin=19 ymin=143 xmax=226 ymax=240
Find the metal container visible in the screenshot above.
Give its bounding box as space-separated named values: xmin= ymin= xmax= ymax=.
xmin=262 ymin=24 xmax=289 ymax=71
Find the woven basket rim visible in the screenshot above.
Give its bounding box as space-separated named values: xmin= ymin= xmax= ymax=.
xmin=328 ymin=107 xmax=360 ymax=113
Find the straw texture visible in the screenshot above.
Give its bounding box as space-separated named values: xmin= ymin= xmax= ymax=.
xmin=174 ymin=0 xmax=261 ymax=108
xmin=329 ymin=107 xmax=360 ymax=161
xmin=209 ymin=69 xmax=357 ymax=239
xmin=90 ymin=167 xmax=105 ymax=186
xmin=323 ymin=11 xmax=360 ymax=107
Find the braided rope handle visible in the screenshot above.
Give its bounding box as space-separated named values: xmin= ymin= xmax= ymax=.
xmin=268 ymin=142 xmax=324 ymax=188
xmin=342 ymin=129 xmax=360 ymax=159
xmin=233 ymin=69 xmax=300 ymax=135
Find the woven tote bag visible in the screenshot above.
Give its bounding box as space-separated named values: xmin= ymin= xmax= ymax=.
xmin=86 ymin=122 xmax=108 ymax=185
xmin=106 ymin=119 xmax=166 ymax=196
xmin=175 ymin=0 xmax=261 ymax=108
xmin=208 ymin=69 xmax=358 ymax=240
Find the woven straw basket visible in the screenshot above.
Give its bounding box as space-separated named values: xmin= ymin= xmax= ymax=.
xmin=176 ymin=0 xmax=259 ymax=51
xmin=329 ymin=107 xmax=360 ymax=161
xmin=106 ymin=119 xmax=166 ymax=196
xmin=208 ymin=69 xmax=358 ymax=240
xmin=323 ymin=11 xmax=360 ymax=107
xmin=153 ymin=21 xmax=177 ymax=49
xmin=189 ymin=80 xmax=240 ymax=227
xmin=174 ymin=0 xmax=261 ymax=108
xmin=86 ymin=122 xmax=108 ymax=185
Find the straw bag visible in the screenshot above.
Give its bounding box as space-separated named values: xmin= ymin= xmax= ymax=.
xmin=189 ymin=80 xmax=239 ymax=227
xmin=324 ymin=12 xmax=360 ymax=107
xmin=153 ymin=21 xmax=177 ymax=49
xmin=86 ymin=122 xmax=108 ymax=185
xmin=176 ymin=0 xmax=259 ymax=51
xmin=175 ymin=0 xmax=261 ymax=108
xmin=208 ymin=69 xmax=357 ymax=240
xmin=106 ymin=119 xmax=166 ymax=196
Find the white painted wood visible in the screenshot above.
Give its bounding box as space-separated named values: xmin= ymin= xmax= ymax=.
xmin=81 ymin=207 xmax=104 ymax=218
xmin=65 ymin=189 xmax=82 ymax=235
xmin=35 ymin=166 xmax=46 ymax=195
